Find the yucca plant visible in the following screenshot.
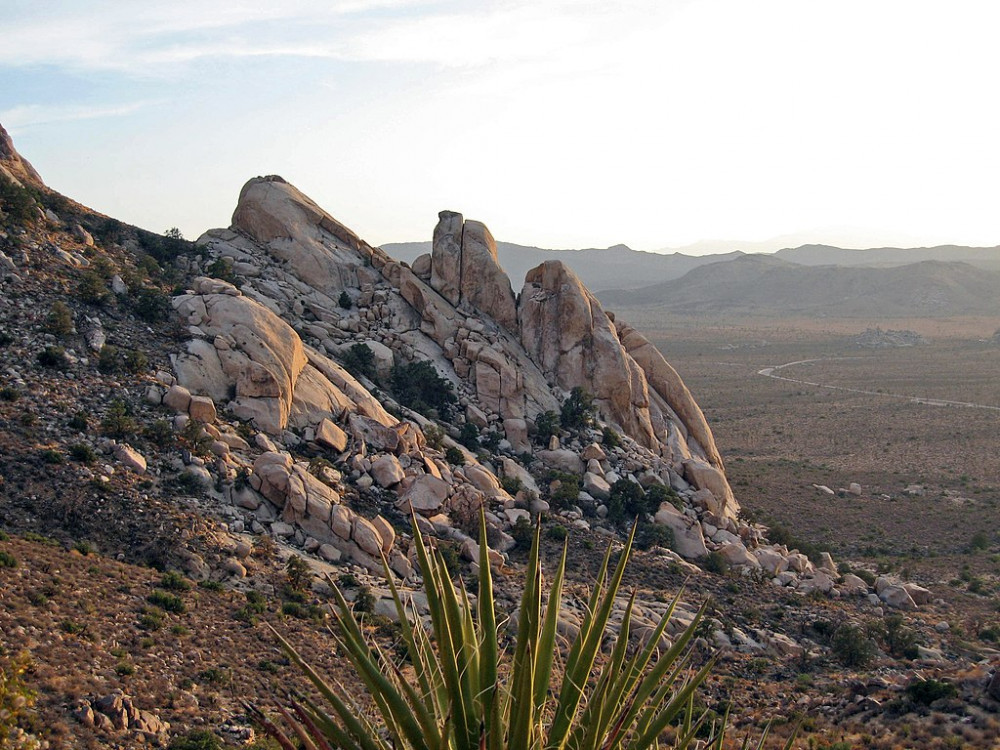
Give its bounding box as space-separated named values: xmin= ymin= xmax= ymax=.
xmin=249 ymin=516 xmax=762 ymax=749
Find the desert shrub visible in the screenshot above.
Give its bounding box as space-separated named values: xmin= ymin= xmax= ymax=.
xmin=132 ymin=287 xmax=171 ymax=323
xmin=645 ymin=483 xmax=682 ymax=511
xmin=0 ymin=550 xmax=17 ymax=568
xmin=285 ymin=556 xmax=310 ymax=592
xmin=480 ymin=430 xmax=502 ymax=451
xmin=39 ymin=449 xmax=63 ymax=464
xmin=634 ymin=523 xmax=675 ymax=551
xmin=511 ymin=517 xmax=534 ymax=550
xmin=137 ymin=609 xmax=164 ymax=631
xmin=607 ymin=479 xmax=654 ymax=523
xmin=37 ymin=346 xmax=69 ymax=369
xmin=390 ymin=360 xmax=456 ymax=419
xmin=703 ymin=551 xmax=729 ymax=575
xmin=601 ymin=425 xmax=621 ymax=449
xmin=97 ymin=344 xmax=120 ymax=374
xmin=882 ymin=614 xmax=919 ymax=659
xmin=144 ymin=419 xmax=174 ymax=448
xmin=546 ymin=524 xmax=569 ymax=541
xmin=548 ymin=473 xmax=581 ymax=510
xmin=906 ymin=679 xmax=957 ymax=706
xmin=160 ymin=572 xmax=192 ymax=592
xmin=338 ymin=290 xmax=352 ymax=308
xmin=68 ymin=411 xmax=88 ymax=430
xmin=148 ymin=590 xmax=186 ymax=614
xmin=0 ymin=387 xmax=20 ymax=402
xmin=970 ymin=530 xmax=990 ymax=552
xmin=177 ymin=419 xmax=213 ymax=457
xmin=352 ymin=585 xmax=375 ymax=615
xmin=169 ymin=729 xmax=222 ymax=750
xmin=560 ymin=386 xmax=596 ymax=431
xmin=101 ymin=400 xmax=136 ymax=438
xmin=206 ymin=257 xmax=235 ymax=283
xmin=444 ymin=446 xmax=466 ymax=466
xmin=68 ymin=443 xmax=97 ymax=464
xmin=340 ymin=343 xmax=377 ymax=382
xmin=534 ymin=410 xmax=561 ymax=444
xmin=458 ymin=422 xmax=480 ymax=450
xmin=123 ymin=349 xmax=148 ymax=374
xmin=45 ymin=301 xmax=73 ymax=336
xmin=423 ymin=423 xmax=445 ymax=450
xmin=77 ymin=270 xmax=109 ymax=305
xmin=500 ymin=475 xmax=523 ymax=496
xmin=831 ymin=623 xmax=877 ymax=668
xmin=72 ymin=541 xmax=94 ymax=555
xmin=0 ymin=174 xmax=36 ymax=226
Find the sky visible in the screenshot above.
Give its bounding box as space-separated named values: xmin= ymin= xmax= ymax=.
xmin=2 ymin=0 xmax=999 ymax=253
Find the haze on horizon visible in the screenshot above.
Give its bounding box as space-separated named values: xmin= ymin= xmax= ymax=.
xmin=2 ymin=0 xmax=999 ymax=255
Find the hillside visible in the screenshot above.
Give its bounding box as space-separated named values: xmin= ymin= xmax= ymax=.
xmin=599 ymin=254 xmax=1000 ymax=317
xmin=775 ymin=243 xmax=1000 ymax=270
xmin=3 ymin=123 xmax=1000 ymax=748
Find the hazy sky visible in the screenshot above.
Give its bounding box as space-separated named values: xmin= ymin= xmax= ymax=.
xmin=2 ymin=0 xmax=998 ymax=252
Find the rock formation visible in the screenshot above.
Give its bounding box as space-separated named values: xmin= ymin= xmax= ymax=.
xmin=184 ymin=175 xmax=755 ymax=570
xmin=0 ymin=122 xmax=43 ymax=187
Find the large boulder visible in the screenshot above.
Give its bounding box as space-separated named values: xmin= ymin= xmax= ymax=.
xmin=518 ymin=261 xmax=658 ymax=448
xmin=172 ymin=288 xmax=307 ymax=433
xmin=231 ymin=176 xmax=369 ymax=293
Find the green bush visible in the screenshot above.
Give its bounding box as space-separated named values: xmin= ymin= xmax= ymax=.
xmin=206 ymin=257 xmax=236 ymax=283
xmin=97 ymin=344 xmax=120 ymax=374
xmin=445 ymin=446 xmax=466 ymax=466
xmin=458 ymin=422 xmax=480 ymax=450
xmin=160 ymin=572 xmax=192 ymax=592
xmin=147 ymin=590 xmax=186 ymax=614
xmin=40 ymin=448 xmax=63 ymax=464
xmin=634 ymin=523 xmax=675 ymax=551
xmin=546 ymin=524 xmax=569 ymax=541
xmin=548 ymin=473 xmax=581 ymax=510
xmin=37 ymin=346 xmax=69 ymax=369
xmin=45 ymin=301 xmax=74 ymax=336
xmin=560 ymin=387 xmax=596 ymax=431
xmin=390 ymin=360 xmax=457 ymax=419
xmin=123 ymin=349 xmax=148 ymax=374
xmin=0 ymin=387 xmax=20 ymax=402
xmin=285 ymin=555 xmax=311 ymax=592
xmin=101 ymin=400 xmax=136 ymax=438
xmin=0 ymin=550 xmax=17 ymax=568
xmin=338 ymin=290 xmax=352 ymax=308
xmin=882 ymin=614 xmax=919 ymax=659
xmin=423 ymin=423 xmax=445 ymax=450
xmin=645 ymin=483 xmax=682 ymax=511
xmin=0 ymin=174 xmax=36 ymax=226
xmin=0 ymin=651 xmax=37 ymax=748
xmin=600 ymin=425 xmax=621 ymax=449
xmin=831 ymin=623 xmax=877 ymax=668
xmin=68 ymin=411 xmax=89 ymax=430
xmin=77 ymin=270 xmax=110 ymax=305
xmin=534 ymin=410 xmax=561 ymax=445
xmin=340 ymin=343 xmax=378 ymax=382
xmin=144 ymin=419 xmax=174 ymax=449
xmin=132 ymin=287 xmax=171 ymax=323
xmin=607 ymin=479 xmax=655 ymax=523
xmin=69 ymin=443 xmax=97 ymax=464
xmin=703 ymin=551 xmax=729 ymax=575
xmin=500 ymin=476 xmax=523 ymax=496
xmin=906 ymin=678 xmax=957 ymax=706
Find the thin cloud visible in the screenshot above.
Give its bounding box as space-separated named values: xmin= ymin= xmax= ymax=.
xmin=0 ymin=102 xmax=155 ymax=132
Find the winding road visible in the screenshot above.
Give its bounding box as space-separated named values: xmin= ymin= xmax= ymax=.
xmin=757 ymin=357 xmax=1000 ymax=412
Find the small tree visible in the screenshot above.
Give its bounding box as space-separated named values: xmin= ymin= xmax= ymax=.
xmin=338 ymin=290 xmax=352 ymax=309
xmin=560 ymin=386 xmax=596 ymax=431
xmin=341 ymin=343 xmax=378 ymax=382
xmin=534 ymin=410 xmax=561 ymax=445
xmin=390 ymin=360 xmax=457 ymax=420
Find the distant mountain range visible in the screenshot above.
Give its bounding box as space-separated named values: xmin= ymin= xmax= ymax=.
xmin=382 ymin=237 xmax=1000 ymax=319
xmin=597 ymin=254 xmax=1000 ymax=318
